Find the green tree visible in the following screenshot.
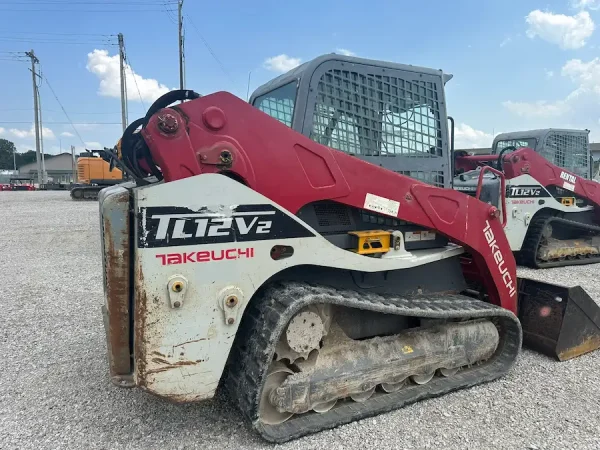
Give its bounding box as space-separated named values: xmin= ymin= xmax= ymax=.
xmin=0 ymin=138 xmax=17 ymax=170
xmin=16 ymin=150 xmax=40 ymax=168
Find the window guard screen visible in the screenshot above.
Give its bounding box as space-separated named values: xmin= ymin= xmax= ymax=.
xmin=253 ymin=81 xmax=297 ymax=127
xmin=309 ymin=69 xmax=443 ymax=158
xmin=494 ymin=138 xmax=537 ymax=154
xmin=542 ymin=132 xmax=589 ymax=179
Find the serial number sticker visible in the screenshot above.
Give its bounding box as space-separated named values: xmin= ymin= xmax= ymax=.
xmin=405 ymin=231 xmax=421 ymax=242
xmin=405 ymin=231 xmax=437 ymax=242
xmin=421 ymin=231 xmax=436 ymax=241
xmin=563 ymin=181 xmax=576 ymax=192
xmin=364 ymin=193 xmax=400 ymax=216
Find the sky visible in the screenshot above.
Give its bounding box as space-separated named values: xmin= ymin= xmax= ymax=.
xmin=2 ymin=0 xmax=600 ymax=154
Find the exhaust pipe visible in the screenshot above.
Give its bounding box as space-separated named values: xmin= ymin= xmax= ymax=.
xmin=517 ymin=278 xmax=600 ymax=361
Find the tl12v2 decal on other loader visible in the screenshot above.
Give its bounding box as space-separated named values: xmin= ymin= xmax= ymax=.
xmin=97 ymin=54 xmax=600 ymax=443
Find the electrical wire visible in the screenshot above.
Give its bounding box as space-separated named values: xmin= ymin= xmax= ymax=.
xmin=0 ymin=121 xmax=122 ymax=125
xmin=0 ymin=37 xmax=116 ymax=45
xmin=183 ymin=12 xmax=241 ymax=89
xmin=0 ymin=7 xmax=177 ymax=12
xmin=0 ymin=108 xmax=121 ymax=114
xmin=0 ymin=0 xmax=177 ymax=4
xmin=41 ymin=74 xmax=86 ymax=146
xmin=4 ymin=31 xmax=115 ymax=37
xmin=122 ymin=50 xmax=147 ymax=111
xmin=162 ymin=3 xmax=178 ymax=25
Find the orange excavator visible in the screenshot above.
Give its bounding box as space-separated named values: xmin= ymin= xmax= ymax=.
xmin=70 ymin=150 xmax=123 ymax=200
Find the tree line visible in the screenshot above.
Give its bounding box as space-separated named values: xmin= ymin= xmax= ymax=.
xmin=0 ymin=138 xmax=55 ymax=170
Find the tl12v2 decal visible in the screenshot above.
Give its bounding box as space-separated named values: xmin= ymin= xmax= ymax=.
xmin=138 ymin=204 xmax=315 ymax=248
xmin=506 ymin=185 xmax=551 ymax=198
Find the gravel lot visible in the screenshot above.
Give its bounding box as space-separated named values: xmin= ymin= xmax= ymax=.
xmin=1 ymin=191 xmax=600 ymax=450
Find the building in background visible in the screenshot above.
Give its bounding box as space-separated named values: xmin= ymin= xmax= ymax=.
xmin=18 ymin=152 xmax=76 ymax=184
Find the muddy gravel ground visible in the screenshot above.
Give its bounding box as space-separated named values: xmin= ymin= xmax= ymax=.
xmin=1 ymin=191 xmax=599 ymax=450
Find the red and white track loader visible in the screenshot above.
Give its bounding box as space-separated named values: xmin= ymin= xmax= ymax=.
xmin=98 ymin=54 xmax=600 ymax=443
xmin=454 ymin=129 xmax=600 ymax=268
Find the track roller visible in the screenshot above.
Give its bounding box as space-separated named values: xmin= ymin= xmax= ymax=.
xmin=225 ymin=282 xmax=522 ymax=443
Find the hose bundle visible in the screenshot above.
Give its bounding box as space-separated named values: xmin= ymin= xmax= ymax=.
xmin=103 ymin=89 xmax=201 ymax=185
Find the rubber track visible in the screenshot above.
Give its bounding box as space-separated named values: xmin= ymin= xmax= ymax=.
xmin=70 ymin=187 xmax=100 ymax=201
xmin=519 ymin=213 xmax=600 ymax=268
xmin=224 ymin=281 xmax=522 ymax=443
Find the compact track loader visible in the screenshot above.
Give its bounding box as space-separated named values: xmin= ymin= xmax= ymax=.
xmin=454 ymin=129 xmax=600 ymax=268
xmin=99 ymin=54 xmax=600 ymax=443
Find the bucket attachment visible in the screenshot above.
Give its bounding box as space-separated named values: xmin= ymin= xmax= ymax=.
xmin=517 ymin=278 xmax=600 ymax=361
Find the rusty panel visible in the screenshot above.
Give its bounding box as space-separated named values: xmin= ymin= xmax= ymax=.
xmin=99 ymin=186 xmax=134 ymax=385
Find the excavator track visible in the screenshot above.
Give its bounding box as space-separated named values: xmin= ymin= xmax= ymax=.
xmin=519 ymin=213 xmax=600 ymax=268
xmin=225 ymin=281 xmax=522 ymax=443
xmin=70 ymin=186 xmax=101 ymax=201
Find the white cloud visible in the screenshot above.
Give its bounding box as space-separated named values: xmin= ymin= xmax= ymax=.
xmin=263 ymin=54 xmax=301 ymax=73
xmin=336 ymin=48 xmax=356 ymax=56
xmin=545 ymin=69 xmax=555 ymax=78
xmin=8 ymin=125 xmax=55 ymax=140
xmin=0 ymin=127 xmax=5 ymax=136
xmin=500 ymin=37 xmax=512 ymax=47
xmin=86 ymin=49 xmax=171 ymax=103
xmin=502 ymin=57 xmax=600 ymax=120
xmin=502 ymin=100 xmax=569 ymax=118
xmin=525 ymin=10 xmax=594 ymax=49
xmin=561 ymin=58 xmax=600 ymax=95
xmin=453 ymin=123 xmax=494 ymax=149
xmin=60 ymin=131 xmax=74 ymax=137
xmin=572 ymin=0 xmax=600 ymax=10
xmin=84 ymin=141 xmax=102 ymax=149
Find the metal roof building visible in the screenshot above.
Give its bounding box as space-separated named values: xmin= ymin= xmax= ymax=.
xmin=18 ymin=152 xmax=76 ymax=184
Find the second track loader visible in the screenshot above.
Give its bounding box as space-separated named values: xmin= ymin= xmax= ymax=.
xmin=98 ymin=54 xmax=600 ymax=443
xmin=454 ymin=129 xmax=600 ymax=268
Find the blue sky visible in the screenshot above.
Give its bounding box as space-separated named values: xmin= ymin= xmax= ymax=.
xmin=2 ymin=0 xmax=600 ymax=154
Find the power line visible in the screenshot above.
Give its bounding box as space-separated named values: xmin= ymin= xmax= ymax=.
xmin=162 ymin=3 xmax=177 ymax=24
xmin=41 ymin=75 xmax=86 ymax=146
xmin=123 ymin=52 xmax=147 ymax=111
xmin=0 ymin=7 xmax=177 ymax=12
xmin=0 ymin=108 xmax=121 ymax=114
xmin=5 ymin=31 xmax=116 ymax=37
xmin=184 ymin=12 xmax=240 ymax=89
xmin=0 ymin=121 xmax=122 ymax=125
xmin=0 ymin=38 xmax=117 ymax=45
xmin=0 ymin=0 xmax=177 ymax=3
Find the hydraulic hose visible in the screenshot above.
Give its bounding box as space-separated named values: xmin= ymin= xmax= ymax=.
xmin=109 ymin=89 xmax=202 ymax=184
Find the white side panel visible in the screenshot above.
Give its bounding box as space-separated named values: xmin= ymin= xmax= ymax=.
xmin=504 ymin=174 xmax=593 ymax=251
xmin=132 ymin=174 xmax=463 ymax=401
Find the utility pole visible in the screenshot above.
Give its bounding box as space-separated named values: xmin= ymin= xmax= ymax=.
xmin=71 ymin=145 xmax=76 ymax=183
xmin=38 ymin=90 xmax=47 ymax=184
xmin=178 ymin=0 xmax=185 ymax=91
xmin=118 ymin=33 xmax=127 ymax=132
xmin=25 ymin=49 xmax=42 ymax=187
